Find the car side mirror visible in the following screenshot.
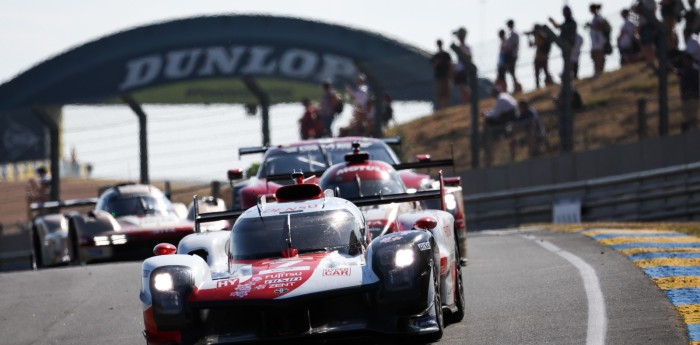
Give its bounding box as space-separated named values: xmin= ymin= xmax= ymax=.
xmin=153 ymin=243 xmax=177 ymax=256
xmin=227 ymin=169 xmax=244 ymax=181
xmin=415 ymin=154 xmax=431 ymax=162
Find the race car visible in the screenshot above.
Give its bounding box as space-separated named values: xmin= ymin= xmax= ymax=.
xmin=318 ymin=142 xmax=421 ymax=239
xmin=30 ymin=183 xmax=197 ymax=267
xmin=235 ymin=136 xmax=468 ymax=262
xmin=140 ymin=173 xmax=465 ymax=344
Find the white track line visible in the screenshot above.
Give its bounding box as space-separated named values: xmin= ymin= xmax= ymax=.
xmin=524 ymin=234 xmax=608 ymax=345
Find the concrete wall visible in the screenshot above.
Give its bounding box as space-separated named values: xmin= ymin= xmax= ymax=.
xmin=462 ymin=130 xmax=700 ymax=195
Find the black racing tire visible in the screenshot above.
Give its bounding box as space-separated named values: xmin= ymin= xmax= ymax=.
xmin=68 ymin=221 xmax=83 ymax=265
xmin=31 ymin=226 xmax=42 ymax=269
xmin=419 ymin=267 xmax=444 ymax=343
xmin=447 ymin=240 xmax=466 ymax=323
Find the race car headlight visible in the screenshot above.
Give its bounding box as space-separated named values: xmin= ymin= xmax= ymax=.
xmin=93 ymin=236 xmax=109 ymax=246
xmin=150 ymin=266 xmax=193 ymax=315
xmin=154 ymin=273 xmax=174 ymax=291
xmin=395 ymin=249 xmax=414 ymax=268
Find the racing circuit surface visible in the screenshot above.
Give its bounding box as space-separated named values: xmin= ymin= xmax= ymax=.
xmin=0 ymin=229 xmax=688 ymax=345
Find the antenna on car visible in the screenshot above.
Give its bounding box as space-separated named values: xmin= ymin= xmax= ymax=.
xmin=193 ymin=195 xmax=201 ymax=233
xmin=282 ymin=213 xmax=298 ymax=258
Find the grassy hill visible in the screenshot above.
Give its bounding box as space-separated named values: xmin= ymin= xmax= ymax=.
xmin=389 ymin=61 xmax=686 ymax=173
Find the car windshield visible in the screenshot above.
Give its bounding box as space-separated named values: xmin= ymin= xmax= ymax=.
xmin=260 ymin=142 xmax=398 ymax=178
xmin=99 ymin=195 xmax=172 ymax=217
xmin=324 ymin=174 xmax=406 ymax=199
xmin=230 ymin=210 xmax=363 ymax=260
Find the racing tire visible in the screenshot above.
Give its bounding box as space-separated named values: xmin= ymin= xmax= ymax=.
xmin=447 ymin=240 xmax=465 ymax=323
xmin=68 ymin=222 xmax=84 ymax=265
xmin=419 ymin=267 xmax=444 ymax=343
xmin=31 ymin=227 xmax=42 ymax=269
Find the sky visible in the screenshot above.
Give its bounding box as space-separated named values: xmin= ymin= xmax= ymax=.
xmin=0 ymin=0 xmax=645 ymax=182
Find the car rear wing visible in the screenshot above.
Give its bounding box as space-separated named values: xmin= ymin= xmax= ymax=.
xmin=392 ymin=159 xmax=454 ymax=172
xmin=238 ymin=146 xmax=269 ymax=157
xmin=381 ymin=137 xmax=401 ymax=146
xmin=29 ymin=198 xmax=98 ymax=212
xmin=347 ymin=171 xmax=447 ymax=210
xmin=192 ymin=195 xmax=246 ymax=233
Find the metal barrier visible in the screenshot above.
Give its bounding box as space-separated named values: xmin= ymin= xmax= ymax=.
xmin=464 ymin=161 xmax=700 ymax=230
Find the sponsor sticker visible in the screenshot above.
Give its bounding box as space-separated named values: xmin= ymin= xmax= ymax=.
xmin=323 ymin=267 xmax=351 ymax=276
xmin=274 ymin=288 xmax=289 ymax=294
xmin=264 ymin=277 xmax=302 ymax=284
xmin=380 ymin=236 xmax=403 ymax=244
xmin=417 ymin=242 xmax=431 ymax=251
xmin=259 ymin=266 xmax=310 ymax=275
xmin=217 ymin=278 xmax=239 ymax=288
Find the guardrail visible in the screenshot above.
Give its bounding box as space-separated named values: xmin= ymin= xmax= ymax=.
xmin=464 ymin=161 xmax=700 ymax=230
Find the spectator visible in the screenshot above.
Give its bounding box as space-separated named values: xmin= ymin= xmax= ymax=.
xmin=685 ymin=0 xmax=700 ymax=34
xmin=510 ymin=99 xmax=547 ymax=159
xmin=380 ymin=94 xmax=394 ymax=130
xmin=527 ymin=25 xmax=554 ymax=88
xmin=588 ymin=3 xmax=609 ymax=76
xmin=340 ymin=75 xmax=372 ymax=137
xmin=504 ymin=19 xmax=522 ymax=93
xmin=618 ymin=9 xmax=641 ymax=65
xmin=495 ymin=29 xmax=508 ymax=92
xmin=482 ymin=87 xmax=518 ymax=129
xmin=298 ymin=98 xmax=322 ymax=140
xmin=684 ymin=27 xmax=700 ymax=64
xmin=317 ymin=80 xmax=341 ymax=137
xmin=571 ymin=32 xmax=584 ymax=79
xmin=673 ymin=52 xmax=699 ymax=131
xmin=27 ymin=166 xmax=51 ymax=203
xmin=549 ymin=5 xmax=579 ymax=78
xmin=452 ymin=27 xmax=473 ymax=104
xmin=634 ymin=0 xmax=659 ymax=71
xmin=430 ymin=39 xmax=452 ymax=110
xmin=661 ymin=0 xmax=684 ymax=51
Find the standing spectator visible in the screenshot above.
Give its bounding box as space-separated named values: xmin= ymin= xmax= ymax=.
xmin=339 ymin=75 xmax=372 ymax=137
xmin=504 ymin=19 xmax=522 ymax=93
xmin=317 ymin=80 xmax=341 ymax=137
xmin=684 ymin=27 xmax=700 ymax=64
xmin=571 ymin=32 xmax=584 ymax=79
xmin=549 ymin=6 xmax=579 ymax=78
xmin=495 ymin=29 xmax=508 ymax=92
xmin=588 ymin=3 xmax=609 ymax=76
xmin=685 ymin=0 xmax=700 ymax=34
xmin=430 ymin=39 xmax=452 ymax=110
xmin=27 ymin=166 xmax=51 ymax=203
xmin=380 ymin=93 xmax=394 ymax=130
xmin=673 ymin=52 xmax=699 ymax=131
xmin=661 ymin=0 xmax=684 ymax=51
xmin=634 ymin=0 xmax=659 ymax=71
xmin=618 ymin=9 xmax=641 ymax=65
xmin=452 ymin=27 xmax=472 ymax=104
xmin=299 ymin=98 xmax=322 ymax=140
xmin=527 ymin=25 xmax=554 ymax=88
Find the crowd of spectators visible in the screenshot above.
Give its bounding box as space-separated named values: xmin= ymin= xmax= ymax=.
xmin=300 ymin=0 xmax=700 ymax=143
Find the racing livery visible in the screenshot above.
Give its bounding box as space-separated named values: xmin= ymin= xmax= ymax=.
xmin=30 ymin=183 xmax=199 ymax=267
xmin=140 ymin=175 xmax=465 ymax=344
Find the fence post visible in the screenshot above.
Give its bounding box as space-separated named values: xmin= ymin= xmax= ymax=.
xmin=637 ymin=99 xmax=647 ymax=139
xmin=210 ymin=180 xmax=221 ymax=200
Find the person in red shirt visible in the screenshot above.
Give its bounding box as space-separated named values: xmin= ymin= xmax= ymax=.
xmin=299 ymin=98 xmax=323 ymax=140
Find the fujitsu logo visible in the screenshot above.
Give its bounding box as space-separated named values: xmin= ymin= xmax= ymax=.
xmin=118 ymin=45 xmax=357 ymax=90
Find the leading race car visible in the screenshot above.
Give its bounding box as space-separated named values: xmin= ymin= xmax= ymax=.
xmin=234 ymin=136 xmax=468 ymax=263
xmin=30 ymin=183 xmax=197 ymax=267
xmin=140 ymin=174 xmax=465 ymax=344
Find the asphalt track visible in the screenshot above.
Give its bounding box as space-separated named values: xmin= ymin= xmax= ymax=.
xmin=0 ymin=228 xmax=689 ymax=345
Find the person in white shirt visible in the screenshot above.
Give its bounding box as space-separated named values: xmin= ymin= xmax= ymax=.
xmin=618 ymin=9 xmax=640 ymax=65
xmin=483 ymin=87 xmax=518 ymax=126
xmin=452 ymin=27 xmax=473 ymax=104
xmin=588 ymin=3 xmax=607 ymax=76
xmin=684 ymin=28 xmax=700 ymax=65
xmin=504 ymin=19 xmax=522 ymax=93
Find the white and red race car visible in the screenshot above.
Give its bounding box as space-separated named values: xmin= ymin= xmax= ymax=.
xmin=29 ymin=183 xmax=215 ymax=267
xmin=140 ymin=174 xmax=465 ymax=344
